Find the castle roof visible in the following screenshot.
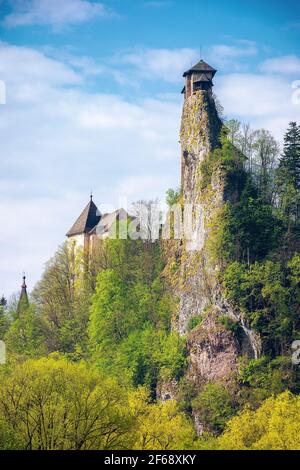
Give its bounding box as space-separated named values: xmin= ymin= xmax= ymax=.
xmin=183 ymin=59 xmax=217 ymax=77
xmin=66 ymin=196 xmax=101 ymax=237
xmin=89 ymin=208 xmax=131 ymax=235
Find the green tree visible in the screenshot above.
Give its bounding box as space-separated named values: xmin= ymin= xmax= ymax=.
xmin=5 ymin=304 xmax=46 ymax=358
xmin=89 ymin=269 xmax=142 ymax=347
xmin=225 ymin=118 xmax=241 ymax=145
xmin=276 ymin=122 xmax=300 ymax=229
xmin=221 ymin=184 xmax=282 ymax=263
xmin=238 ymin=356 xmax=300 ymax=408
xmin=218 ymin=392 xmax=300 ymax=450
xmin=192 ymin=383 xmax=237 ymax=434
xmin=223 ymin=256 xmax=300 ymax=355
xmin=0 ymin=356 xmax=195 ymax=450
xmin=129 ymin=388 xmax=195 ymax=450
xmin=166 ymin=188 xmax=180 ymax=207
xmin=32 ymin=242 xmax=91 ymax=355
xmin=89 ymin=267 xmax=185 ymax=393
xmin=0 ymin=356 xmax=134 ymax=450
xmin=252 ymin=129 xmax=279 ymax=203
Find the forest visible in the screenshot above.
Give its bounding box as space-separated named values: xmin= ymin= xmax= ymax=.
xmin=1 ymin=119 xmax=300 ymax=450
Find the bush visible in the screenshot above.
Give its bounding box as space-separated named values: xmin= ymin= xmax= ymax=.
xmin=192 ymin=383 xmax=237 ymax=435
xmin=187 ymin=315 xmax=203 ymax=331
xmin=217 ymin=315 xmax=240 ymax=335
xmin=239 ymin=356 xmax=300 ymax=397
xmin=218 ymin=392 xmax=300 ymax=449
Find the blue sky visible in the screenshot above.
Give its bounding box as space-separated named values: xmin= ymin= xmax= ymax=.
xmin=0 ymin=0 xmax=300 ymax=298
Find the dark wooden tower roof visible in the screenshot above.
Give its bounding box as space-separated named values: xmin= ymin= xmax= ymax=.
xmin=183 ymin=59 xmax=217 ymax=77
xmin=66 ymin=196 xmax=101 ymax=237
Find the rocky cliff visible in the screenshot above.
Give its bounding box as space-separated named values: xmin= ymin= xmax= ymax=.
xmin=162 ymin=90 xmax=261 ymax=410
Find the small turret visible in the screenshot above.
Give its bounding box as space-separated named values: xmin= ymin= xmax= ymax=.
xmin=181 ymin=59 xmax=217 ymax=99
xmin=17 ymin=274 xmax=29 ymax=315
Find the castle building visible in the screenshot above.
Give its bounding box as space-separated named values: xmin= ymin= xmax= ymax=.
xmin=66 ymin=195 xmax=129 ymax=249
xmin=180 ymin=59 xmax=218 ymax=190
xmin=181 ymin=59 xmax=217 ymax=99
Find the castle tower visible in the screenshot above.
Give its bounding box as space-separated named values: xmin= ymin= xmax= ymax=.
xmin=181 ymin=59 xmax=217 ymax=100
xmin=66 ymin=195 xmax=101 ymax=250
xmin=17 ymin=275 xmax=29 ymax=315
xmin=180 ymin=59 xmax=220 ymax=195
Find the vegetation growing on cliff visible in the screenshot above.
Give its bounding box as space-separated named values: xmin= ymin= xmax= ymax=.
xmin=1 ymin=120 xmax=300 ymax=450
xmin=175 ymin=119 xmax=300 ymax=439
xmin=219 ymin=122 xmax=300 ymax=355
xmin=194 ymin=121 xmax=300 ymax=439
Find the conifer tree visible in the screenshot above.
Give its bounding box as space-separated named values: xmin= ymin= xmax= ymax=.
xmin=276 ymin=122 xmax=300 ymax=223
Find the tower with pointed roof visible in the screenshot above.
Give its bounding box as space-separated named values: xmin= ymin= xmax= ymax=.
xmin=17 ymin=275 xmax=29 ymax=315
xmin=180 ymin=59 xmax=219 ymax=188
xmin=66 ymin=195 xmax=131 ymax=250
xmin=66 ymin=195 xmax=101 ymax=250
xmin=181 ymin=59 xmax=217 ymax=99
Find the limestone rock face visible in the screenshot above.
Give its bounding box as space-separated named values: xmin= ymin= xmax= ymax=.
xmin=175 ymin=91 xmax=259 ymax=388
xmin=179 ymin=91 xmax=223 ymax=335
xmin=156 ymin=379 xmax=178 ymax=401
xmin=180 ymin=91 xmax=222 ymax=206
xmin=186 ymin=309 xmax=239 ymax=386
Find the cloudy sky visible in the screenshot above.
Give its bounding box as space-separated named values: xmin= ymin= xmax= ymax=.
xmin=0 ymin=0 xmax=300 ymax=298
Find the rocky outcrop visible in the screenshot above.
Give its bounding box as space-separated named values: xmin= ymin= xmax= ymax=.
xmin=180 ymin=90 xmax=222 ymax=205
xmin=178 ymin=91 xmax=224 ymax=335
xmin=156 ymin=379 xmax=178 ymax=401
xmin=186 ymin=309 xmax=239 ymax=387
xmin=161 ymin=90 xmax=262 ymax=420
xmin=171 ymin=90 xmax=259 ymax=388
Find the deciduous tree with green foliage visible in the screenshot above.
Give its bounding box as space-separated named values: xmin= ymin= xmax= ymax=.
xmin=0 ymin=356 xmax=195 ymax=450
xmin=217 ymin=392 xmax=300 ymax=450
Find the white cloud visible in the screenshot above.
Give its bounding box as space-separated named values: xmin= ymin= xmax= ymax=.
xmin=0 ymin=196 xmax=77 ymax=300
xmin=0 ymin=42 xmax=82 ymax=86
xmin=260 ymin=55 xmax=300 ymax=75
xmin=211 ymin=43 xmax=257 ymax=59
xmin=118 ymin=43 xmax=257 ymax=83
xmin=216 ymin=73 xmax=300 ymax=140
xmin=209 ymin=41 xmax=257 ymax=70
xmin=41 ymin=48 xmax=132 ymax=86
xmin=118 ymin=47 xmax=199 ymax=83
xmin=3 ymin=0 xmax=109 ymax=28
xmin=117 ymin=175 xmax=174 ymax=199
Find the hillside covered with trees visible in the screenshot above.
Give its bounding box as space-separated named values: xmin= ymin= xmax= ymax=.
xmin=1 ymin=120 xmax=300 ymax=450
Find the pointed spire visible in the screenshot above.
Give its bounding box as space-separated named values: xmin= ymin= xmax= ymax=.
xmin=17 ymin=273 xmax=29 ymax=315
xmin=66 ymin=195 xmax=101 ymax=237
